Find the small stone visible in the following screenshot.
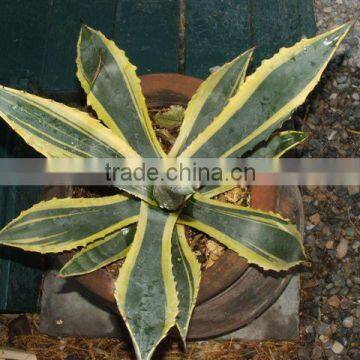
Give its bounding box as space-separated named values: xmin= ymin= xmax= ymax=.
xmin=327 ymin=130 xmax=337 ymax=140
xmin=315 ymin=192 xmax=328 ymax=201
xmin=331 ymin=341 xmax=344 ymax=354
xmin=352 ymin=93 xmax=360 ymax=101
xmin=345 ymin=227 xmax=355 ymax=236
xmin=355 ymin=307 xmax=360 ymax=319
xmin=298 ymin=347 xmax=310 ymax=360
xmin=330 ymin=323 xmax=337 ymax=333
xmin=306 ymin=223 xmax=316 ymax=231
xmin=342 ymin=316 xmax=354 ymax=328
xmin=319 ymin=334 xmax=329 ymax=343
xmin=336 ymin=239 xmax=349 ymax=259
xmin=316 ymin=322 xmax=332 ymax=336
xmin=328 ymin=295 xmax=341 ymax=308
xmin=325 ymin=240 xmax=335 ymax=249
xmin=303 ymin=195 xmax=313 ymax=202
xmin=312 ymin=345 xmax=323 ymax=359
xmin=305 ymin=325 xmax=314 ymax=334
xmin=348 ymin=185 xmax=360 ymax=195
xmin=303 ymin=279 xmax=317 ymax=289
xmin=323 ymin=226 xmax=331 ymax=236
xmin=326 ymin=282 xmax=334 ymax=290
xmin=336 ymin=75 xmax=347 ymax=84
xmin=310 ymin=213 xmax=321 ymax=225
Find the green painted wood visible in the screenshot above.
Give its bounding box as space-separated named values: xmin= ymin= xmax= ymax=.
xmin=185 ymin=0 xmax=250 ymax=78
xmin=0 ymin=121 xmax=43 ymax=312
xmin=298 ymin=0 xmax=318 ymax=39
xmin=0 ymin=0 xmax=50 ymax=90
xmin=185 ymin=0 xmax=317 ymax=78
xmin=251 ymin=0 xmax=317 ymax=67
xmin=0 ymin=1 xmax=46 ymax=311
xmin=113 ymin=0 xmax=180 ymax=74
xmin=0 ymin=1 xmax=179 ymax=93
xmin=0 ymin=146 xmax=43 ymax=311
xmin=0 ymin=189 xmax=43 ymax=313
xmin=42 ymin=0 xmax=117 ymax=92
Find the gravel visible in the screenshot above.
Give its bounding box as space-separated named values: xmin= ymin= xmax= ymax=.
xmin=297 ymin=2 xmax=359 ymax=359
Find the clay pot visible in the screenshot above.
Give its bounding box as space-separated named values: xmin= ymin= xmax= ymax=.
xmin=55 ymin=73 xmax=304 ymax=339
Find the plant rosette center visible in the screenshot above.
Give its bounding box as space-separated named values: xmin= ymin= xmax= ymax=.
xmin=152 ymin=184 xmax=197 ymax=211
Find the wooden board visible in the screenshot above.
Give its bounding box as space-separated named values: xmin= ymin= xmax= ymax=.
xmin=185 ymin=0 xmax=250 ymax=78
xmin=0 ymin=122 xmax=43 ymax=313
xmin=0 ymin=0 xmax=180 ymax=94
xmin=0 ymin=0 xmax=49 ymax=89
xmin=251 ymin=0 xmax=317 ymax=67
xmin=113 ymin=0 xmax=180 ymax=75
xmin=41 ymin=0 xmax=117 ymax=93
xmin=185 ymin=0 xmax=317 ymax=78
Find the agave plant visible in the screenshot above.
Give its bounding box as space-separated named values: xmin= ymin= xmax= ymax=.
xmin=0 ymin=22 xmax=351 ymax=360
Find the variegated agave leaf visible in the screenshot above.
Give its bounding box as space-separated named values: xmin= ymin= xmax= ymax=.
xmin=180 ymin=22 xmax=352 ymax=159
xmin=200 ymin=130 xmax=307 ymax=197
xmin=77 ymin=25 xmax=164 ymax=158
xmin=115 ymin=202 xmax=178 ymax=360
xmin=250 ymin=131 xmax=307 ymax=158
xmin=0 ymin=86 xmax=137 ymax=159
xmin=0 ymin=195 xmax=139 ymax=253
xmin=0 ymin=86 xmax=155 ymax=204
xmin=172 ymin=225 xmax=201 ymax=342
xmin=60 ymin=224 xmax=136 ymax=277
xmin=170 ymin=48 xmax=253 ymax=157
xmin=179 ymin=193 xmax=305 ymax=271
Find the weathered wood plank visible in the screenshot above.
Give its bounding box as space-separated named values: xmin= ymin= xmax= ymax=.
xmin=185 ymin=0 xmax=317 ymax=78
xmin=113 ymin=0 xmax=180 ymax=75
xmin=0 ymin=121 xmax=43 ymax=312
xmin=298 ymin=0 xmax=318 ymax=38
xmin=185 ymin=0 xmax=250 ymax=78
xmin=251 ymin=0 xmax=317 ymax=66
xmin=6 ymin=0 xmax=180 ymax=93
xmin=0 ymin=0 xmax=49 ymax=89
xmin=42 ymin=0 xmax=117 ymax=92
xmin=0 ymin=179 xmax=43 ymax=312
xmin=0 ymin=6 xmax=46 ymax=309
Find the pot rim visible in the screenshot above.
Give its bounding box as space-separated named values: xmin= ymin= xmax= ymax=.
xmin=53 ymin=72 xmax=304 ymax=340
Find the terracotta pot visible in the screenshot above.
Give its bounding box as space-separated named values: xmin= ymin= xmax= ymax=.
xmin=55 ymin=73 xmax=304 ymax=339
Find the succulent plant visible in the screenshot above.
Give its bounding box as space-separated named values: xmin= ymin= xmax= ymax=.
xmin=0 ymin=22 xmax=351 ymax=360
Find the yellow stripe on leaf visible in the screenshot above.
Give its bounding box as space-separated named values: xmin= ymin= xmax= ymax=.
xmin=0 ymin=86 xmax=138 ymax=159
xmin=115 ymin=202 xmax=179 ymax=360
xmin=77 ymin=25 xmax=165 ymax=158
xmin=170 ymin=48 xmax=253 ymax=157
xmin=181 ymin=23 xmax=352 ymax=159
xmin=179 ymin=193 xmax=305 ymax=271
xmin=0 ymin=195 xmax=140 ymax=253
